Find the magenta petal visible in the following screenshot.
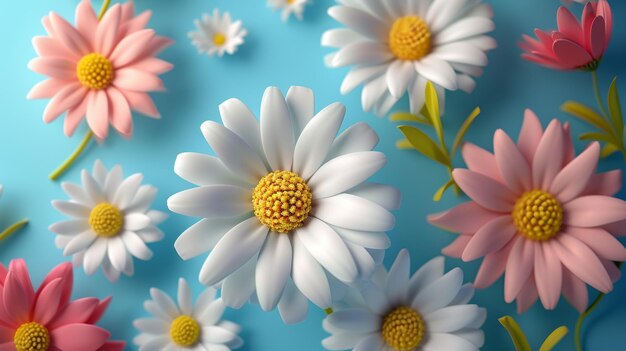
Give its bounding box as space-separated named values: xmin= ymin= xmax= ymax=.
xmin=504 ymin=237 xmax=534 ymax=303
xmin=583 ymin=170 xmax=622 ymax=196
xmin=596 ymin=0 xmax=612 ymax=47
xmin=552 ymin=39 xmax=593 ymax=69
xmin=462 ymin=217 xmax=516 ymax=261
xmin=453 ymin=169 xmax=516 ymax=212
xmin=96 ymin=341 xmax=126 ymax=351
xmin=50 ymin=324 xmax=110 ymax=351
xmin=38 ymin=262 xmax=73 ymax=309
xmin=33 ymin=278 xmax=64 ymax=325
xmin=567 ymin=227 xmax=626 ymax=261
xmin=589 ymin=16 xmax=606 ymax=59
xmin=555 ymin=234 xmax=612 ymax=292
xmin=0 ymin=265 xmax=6 ymax=285
xmin=474 ymin=239 xmax=514 ymax=289
xmin=48 ymin=298 xmax=99 ymax=330
xmin=517 ymin=109 xmax=544 ymax=163
xmin=7 ymin=260 xmax=35 ymax=304
xmin=0 ymin=325 xmax=13 ymax=343
xmin=428 ymin=201 xmax=501 ymax=234
xmin=461 ymin=143 xmax=502 ymax=181
xmin=442 ymin=235 xmax=471 ymax=258
xmin=515 ymin=275 xmax=538 ymax=313
xmin=550 ymin=142 xmax=599 ymax=203
xmin=556 ymin=7 xmax=584 ymax=46
xmin=86 ymin=297 xmax=112 ymax=324
xmin=532 ymin=119 xmax=564 ymax=190
xmin=534 ymin=242 xmax=562 ymax=310
xmin=494 ymin=130 xmax=531 ymax=194
xmin=564 ymin=195 xmax=626 ymax=227
xmin=2 ymin=273 xmax=30 ymax=325
xmin=562 ymin=267 xmax=588 ymax=313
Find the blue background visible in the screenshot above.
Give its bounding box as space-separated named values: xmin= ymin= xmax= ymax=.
xmin=1 ymin=0 xmax=625 ymax=349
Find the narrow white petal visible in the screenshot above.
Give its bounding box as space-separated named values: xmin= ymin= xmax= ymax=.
xmin=50 ymin=219 xmax=90 ymax=235
xmin=133 ymin=318 xmax=169 ymax=334
xmin=328 ymin=6 xmax=387 ymax=41
xmin=386 ymin=249 xmax=410 ymax=304
xmin=219 ymin=98 xmax=267 ymax=165
xmin=327 ymin=123 xmax=379 ymax=160
xmin=82 ymin=170 xmax=106 ymax=204
xmin=221 ymin=255 xmax=258 ymax=309
xmin=52 ymin=200 xmax=91 ymax=218
xmin=361 ymin=74 xmax=388 ymax=112
xmin=434 ymin=17 xmax=495 ymax=46
xmin=92 ymin=160 xmax=108 ymax=186
xmin=286 ymin=86 xmax=315 ymax=138
xmin=360 ymin=280 xmax=391 ymax=315
xmin=325 ymin=309 xmax=380 ymax=333
xmin=333 ymin=226 xmax=391 ymax=249
xmin=412 ymin=267 xmax=463 ymax=315
xmin=340 ymin=65 xmax=387 ymax=95
xmin=260 ymin=87 xmax=294 ymax=171
xmin=386 ymin=60 xmax=415 ymax=98
xmin=346 ymin=182 xmax=401 ymax=211
xmin=122 ymin=231 xmax=153 ymax=260
xmin=63 ymin=231 xmax=97 ymax=256
xmin=409 ymin=76 xmax=428 ymax=114
xmin=113 ymin=173 xmax=144 ymax=210
xmin=426 ymin=0 xmax=467 ymax=33
xmin=256 ymin=233 xmax=293 ymax=311
xmin=104 ymin=165 xmax=124 ymax=198
xmin=125 ymin=213 xmax=151 ymax=231
xmin=167 ymin=185 xmax=252 ymax=218
xmin=150 ymin=287 xmax=181 ymax=319
xmin=432 ymin=42 xmax=488 ymax=66
xmin=175 ymin=153 xmax=246 ymax=188
xmin=408 ymin=256 xmax=445 ymax=298
xmin=414 ymin=56 xmax=458 ymax=90
xmin=83 ymin=237 xmax=108 ymax=275
xmin=321 ymin=28 xmax=365 ymax=48
xmin=332 ymin=42 xmax=393 ymax=67
xmin=425 ymin=305 xmax=481 ymax=333
xmin=126 ymin=186 xmax=157 ymax=214
xmin=62 ymin=182 xmax=92 ymax=205
xmin=314 ymin=194 xmax=395 ymax=232
xmin=422 ymin=332 xmax=479 ymax=351
xmin=278 ymin=279 xmax=308 ymax=324
xmin=198 ymin=299 xmax=226 ymax=326
xmin=292 ymin=234 xmax=332 ymax=308
xmin=175 ymin=217 xmax=242 ymax=260
xmin=144 ymin=300 xmax=172 ymax=322
xmin=346 ymin=242 xmax=376 ymax=279
xmin=202 ymin=326 xmax=238 ymax=345
xmin=108 ymin=236 xmax=128 ymax=272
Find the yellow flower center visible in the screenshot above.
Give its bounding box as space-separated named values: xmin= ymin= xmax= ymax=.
xmin=286 ymin=0 xmax=296 ymax=3
xmin=252 ymin=170 xmax=313 ymax=233
xmin=13 ymin=322 xmax=50 ymax=351
xmin=76 ymin=53 xmax=114 ymax=90
xmin=213 ymin=33 xmax=227 ymax=46
xmin=388 ymin=16 xmax=431 ymax=61
xmin=88 ymin=203 xmax=124 ymax=237
xmin=512 ymin=190 xmax=563 ymax=241
xmin=381 ymin=307 xmax=425 ymax=351
xmin=169 ymin=315 xmax=201 ymax=347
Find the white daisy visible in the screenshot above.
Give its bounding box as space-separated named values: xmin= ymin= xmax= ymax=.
xmin=322 ymin=0 xmax=496 ymax=116
xmin=168 ymin=86 xmax=400 ymax=324
xmin=50 ymin=160 xmax=167 ymax=282
xmin=134 ymin=278 xmax=244 ymax=351
xmin=323 ymin=249 xmax=486 ymax=351
xmin=268 ymin=0 xmax=310 ymax=21
xmin=189 ymin=9 xmax=247 ymax=57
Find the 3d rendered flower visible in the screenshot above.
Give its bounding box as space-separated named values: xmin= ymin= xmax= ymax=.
xmin=168 ymin=86 xmax=400 ymax=324
xmin=268 ymin=0 xmax=309 ymax=22
xmin=50 ymin=160 xmax=167 ymax=282
xmin=429 ymin=110 xmax=626 ymax=313
xmin=323 ymin=250 xmax=486 ymax=351
xmin=134 ymin=278 xmax=243 ymax=351
xmin=322 ymin=0 xmax=496 ymax=116
xmin=521 ymin=0 xmax=612 ymax=70
xmin=0 ymin=259 xmax=125 ymax=351
xmin=189 ymin=9 xmax=247 ymax=57
xmin=28 ymin=0 xmax=173 ymax=140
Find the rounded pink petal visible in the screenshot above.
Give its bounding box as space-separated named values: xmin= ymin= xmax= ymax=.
xmin=28 ymin=57 xmax=76 ymax=80
xmin=562 ymin=123 xmax=576 ymax=164
xmin=474 ymin=239 xmax=514 ymax=289
xmin=602 ymin=259 xmax=621 ymax=282
xmin=109 ymin=29 xmax=155 ymax=67
xmin=0 ymin=325 xmax=13 ymax=343
xmin=131 ymin=58 xmax=173 ymax=75
xmin=582 ymin=170 xmax=622 ymax=196
xmin=144 ymin=36 xmax=174 ymax=57
xmin=564 ymin=195 xmax=626 ymax=227
xmin=534 ymin=242 xmax=562 ymax=310
xmin=95 ymin=4 xmax=122 ymax=57
xmin=557 ymin=7 xmax=584 ymax=46
xmin=86 ymin=297 xmax=112 ymax=324
xmin=428 ymin=201 xmax=501 ymax=234
xmin=550 ymin=142 xmax=599 ymax=203
xmin=120 ymin=2 xmax=136 ymax=22
xmin=555 ymin=234 xmax=612 ymax=292
xmin=441 ymin=235 xmax=471 ymax=258
xmin=2 ymin=273 xmax=30 ymax=325
xmin=453 ymin=169 xmax=517 ymax=212
xmin=33 ymin=278 xmax=64 ymax=325
xmin=75 ymin=0 xmax=98 ymax=44
xmin=589 ymin=16 xmax=606 ymax=59
xmin=120 ymin=90 xmax=160 ymax=118
xmin=8 ymin=260 xmax=35 ymax=307
xmin=462 ymin=216 xmax=516 ymax=261
xmin=601 ymin=219 xmax=626 ymax=237
xmin=43 ymin=83 xmax=87 ymax=123
xmin=532 ymin=119 xmax=564 ymax=190
xmin=107 ymin=88 xmax=133 ymax=138
xmin=64 ymin=97 xmax=88 ymax=137
xmin=516 ymin=274 xmax=538 ymax=313
xmin=113 ymin=68 xmax=164 ymax=92
xmin=596 ymin=0 xmax=612 ymax=47
xmin=567 ymin=227 xmax=626 ymax=262
xmin=50 ymin=323 xmax=110 ymax=351
xmin=504 ymin=237 xmax=534 ymax=303
xmin=86 ymin=90 xmax=110 ymax=140
xmin=562 ymin=267 xmax=588 ymax=313
xmin=38 ymin=262 xmax=73 ymax=310
xmin=494 ymin=130 xmax=531 ymax=194
xmin=27 ymin=79 xmax=69 ymax=100
xmin=517 ymin=109 xmax=543 ymax=163
xmin=461 ymin=143 xmax=501 ymax=181
xmin=552 ymin=39 xmax=593 ymax=68
xmin=32 ymin=37 xmax=74 ymax=59
xmin=581 ymin=2 xmax=595 ymax=41
xmin=48 ymin=298 xmax=99 ymax=330
xmin=49 ymin=12 xmax=91 ymax=56
xmin=120 ymin=10 xmax=152 ymax=38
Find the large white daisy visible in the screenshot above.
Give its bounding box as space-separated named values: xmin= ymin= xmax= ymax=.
xmin=322 ymin=0 xmax=496 ymax=116
xmin=268 ymin=0 xmax=310 ymax=21
xmin=323 ymin=250 xmax=486 ymax=351
xmin=189 ymin=9 xmax=247 ymax=57
xmin=134 ymin=278 xmax=244 ymax=351
xmin=168 ymin=86 xmax=400 ymax=324
xmin=50 ymin=160 xmax=167 ymax=282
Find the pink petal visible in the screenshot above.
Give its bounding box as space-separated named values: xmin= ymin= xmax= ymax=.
xmin=43 ymin=83 xmax=87 ymax=123
xmin=49 ymin=12 xmax=91 ymax=56
xmin=33 ymin=278 xmax=64 ymax=325
xmin=95 ymin=4 xmax=122 ymax=57
xmin=562 ymin=123 xmax=576 ymax=164
xmin=0 ymin=325 xmax=13 ymax=343
xmin=462 ymin=216 xmax=517 ymax=261
xmin=550 ymin=142 xmax=599 ymax=203
xmin=428 ymin=201 xmax=502 ymax=234
xmin=532 ymin=119 xmax=564 ymax=190
xmin=516 ymin=274 xmax=538 ymax=313
xmin=581 ymin=3 xmax=596 ymax=45
xmin=602 ymin=259 xmax=621 ymax=282
xmin=461 ymin=143 xmax=501 ymax=181
xmin=453 ymin=169 xmax=517 ymax=212
xmin=120 ymin=90 xmax=160 ymax=118
xmin=494 ymin=130 xmax=531 ymax=194
xmin=96 ymin=341 xmax=126 ymax=351
xmin=562 ymin=267 xmax=588 ymax=313
xmin=32 ymin=37 xmax=74 ymax=59
xmin=521 ymin=53 xmax=563 ymax=70
xmin=8 ymin=260 xmax=35 ymax=308
xmin=38 ymin=262 xmax=73 ymax=310
xmin=86 ymin=90 xmax=110 ymax=140
xmin=555 ymin=234 xmax=612 ymax=292
xmin=75 ymin=0 xmax=98 ymax=44
xmin=441 ymin=235 xmax=471 ymax=258
xmin=144 ymin=36 xmax=174 ymax=57
xmin=0 ymin=264 xmax=6 ymax=284
xmin=120 ymin=2 xmax=136 ymax=22
xmin=589 ymin=16 xmax=606 ymax=59
xmin=2 ymin=273 xmax=30 ymax=325
xmin=0 ymin=342 xmax=16 ymax=351
xmin=596 ymin=0 xmax=612 ymax=47
xmin=535 ymin=29 xmax=557 ymax=53
xmin=564 ymin=195 xmax=626 ymax=227
xmin=552 ymin=39 xmax=593 ymax=69
xmin=517 ymin=109 xmax=543 ymax=163
xmin=113 ymin=68 xmax=164 ymax=92
xmin=132 ymin=58 xmax=173 ymax=75
xmin=109 ymin=29 xmax=155 ymax=67
xmin=568 ymin=227 xmax=626 ymax=261
xmin=556 ymin=7 xmax=584 ymax=46
xmin=48 ymin=298 xmax=99 ymax=330
xmin=64 ymin=96 xmax=88 ymax=137
xmin=474 ymin=239 xmax=514 ymax=289
xmin=50 ymin=324 xmax=110 ymax=351
xmin=534 ymin=242 xmax=562 ymax=310
xmin=582 ymin=170 xmax=622 ymax=196
xmin=107 ymin=88 xmax=133 ymax=138
xmin=86 ymin=297 xmax=111 ymax=324
xmin=28 ymin=57 xmax=76 ymax=80
xmin=27 ymin=79 xmax=69 ymax=100
xmin=120 ymin=10 xmax=152 ymax=37
xmin=504 ymin=237 xmax=534 ymax=303
xmin=602 ymin=219 xmax=626 ymax=237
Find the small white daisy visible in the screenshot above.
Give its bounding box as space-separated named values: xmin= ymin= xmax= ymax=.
xmin=168 ymin=86 xmax=400 ymax=324
xmin=189 ymin=9 xmax=247 ymax=57
xmin=322 ymin=0 xmax=496 ymax=116
xmin=268 ymin=0 xmax=310 ymax=21
xmin=50 ymin=160 xmax=167 ymax=282
xmin=323 ymin=249 xmax=486 ymax=351
xmin=134 ymin=278 xmax=244 ymax=351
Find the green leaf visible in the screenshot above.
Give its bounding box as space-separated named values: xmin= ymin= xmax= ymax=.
xmin=451 ymin=106 xmax=481 ymax=157
xmin=396 ymin=139 xmax=413 ymax=149
xmin=499 ymin=316 xmax=532 ymax=351
xmin=579 ymin=131 xmax=615 ymax=144
xmin=608 ymin=77 xmax=623 ymax=133
xmin=425 ymin=82 xmax=444 ymax=146
xmin=433 ymin=179 xmax=455 ymax=202
xmin=601 ymin=143 xmax=620 ymax=158
xmin=420 ymin=101 xmax=431 ymax=122
xmin=562 ymin=101 xmax=613 ymax=133
xmin=539 ymin=326 xmax=568 ymax=351
xmin=390 ymin=112 xmax=431 ymax=125
xmin=398 ymin=126 xmax=449 ymax=166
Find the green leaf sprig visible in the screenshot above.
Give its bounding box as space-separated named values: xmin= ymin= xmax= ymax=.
xmin=499 ymin=316 xmax=568 ymax=351
xmin=393 ymin=81 xmax=480 ymax=201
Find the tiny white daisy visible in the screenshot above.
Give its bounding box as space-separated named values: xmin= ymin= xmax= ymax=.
xmin=268 ymin=0 xmax=310 ymax=21
xmin=323 ymin=249 xmax=486 ymax=351
xmin=134 ymin=278 xmax=244 ymax=351
xmin=322 ymin=0 xmax=496 ymax=116
xmin=168 ymin=86 xmax=400 ymax=324
xmin=50 ymin=160 xmax=167 ymax=282
xmin=189 ymin=9 xmax=247 ymax=57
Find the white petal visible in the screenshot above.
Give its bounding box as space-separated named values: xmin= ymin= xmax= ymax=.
xmin=462 ymin=35 xmax=497 ymax=51
xmin=314 ymin=194 xmax=395 ymax=232
xmin=293 ymin=102 xmax=345 ymax=179
xmin=194 ymin=286 xmax=217 ymax=315
xmin=426 ymin=0 xmax=467 ymax=33
xmin=374 ymin=91 xmax=400 ymax=116
xmin=52 ymin=200 xmax=91 ymax=218
xmin=354 ymin=333 xmax=385 ymax=351
xmin=450 ymin=283 xmax=475 ymax=305
xmin=108 ymin=236 xmax=128 ymax=272
xmin=360 ymin=280 xmax=391 ymax=315
xmin=286 ymin=86 xmax=315 ymax=138
xmin=361 ymin=74 xmax=388 ymax=112
xmin=260 ymin=87 xmax=294 ymax=171
xmin=82 ymin=170 xmax=106 ymax=204
xmin=101 ymin=256 xmax=120 ymax=282
xmin=122 ymin=231 xmax=153 ymax=260
xmin=414 ymin=56 xmax=458 ymax=90
xmin=325 ymin=309 xmax=380 ymax=333
xmin=150 ymin=287 xmax=180 ymax=319
xmin=136 ymin=335 xmax=170 ymax=351
xmin=422 ymin=333 xmax=479 ymax=351
xmin=322 ymin=28 xmax=365 ymax=48
xmin=92 ymin=160 xmax=108 ymax=186
xmin=83 ymin=237 xmax=108 ymax=275
xmin=125 ymin=213 xmax=151 ymax=231
xmin=174 ymin=153 xmax=245 ymax=187
xmin=409 ymin=0 xmax=432 ymax=17
xmin=412 ymin=267 xmax=463 ymax=315
xmin=136 ymin=227 xmax=165 ymax=244
xmin=133 ymin=318 xmax=169 ymax=334
xmin=199 ymin=217 xmax=268 ymax=285
xmin=322 ymin=332 xmax=371 ymax=350
xmin=63 ymin=231 xmax=97 ymax=256
xmin=175 ymin=217 xmax=242 ymax=260
xmin=386 ymin=249 xmax=410 ymax=304
xmin=61 ymin=182 xmax=92 ymax=205
xmin=126 ymin=186 xmax=157 ymax=214
xmin=202 ymin=326 xmax=238 ymax=345
xmin=384 ymin=0 xmax=405 ymax=18
xmin=328 ymin=6 xmax=387 ymax=41
xmin=256 ymin=233 xmax=292 ymax=311
xmin=146 ymin=210 xmax=167 ymax=224
xmin=346 ymin=182 xmax=401 ymax=211
xmin=221 ymin=255 xmax=258 ymax=309
xmin=432 ymin=42 xmax=488 ymax=67
xmin=144 ymin=300 xmax=172 ymax=323
xmin=425 ymin=305 xmax=482 ymax=333
xmin=292 ymin=233 xmax=332 ymax=308
xmin=327 ymin=123 xmax=379 ymax=160
xmin=346 ymin=242 xmax=376 ymax=279
xmin=455 ymin=329 xmax=485 ymax=348
xmin=104 ymin=165 xmax=124 ymax=198
xmin=332 ymin=42 xmax=393 ymax=67
xmin=333 ymin=226 xmax=390 ymax=249
xmin=409 ymin=75 xmax=428 ymax=114
xmin=167 ymin=185 xmax=252 ymax=218
xmin=386 ymin=60 xmax=415 ymax=98
xmin=198 ymin=299 xmax=226 ymax=326
xmin=278 ymin=279 xmax=309 ymax=324
xmin=340 ymin=65 xmax=387 ymax=95
xmin=175 ymin=278 xmax=193 ymax=316
xmin=434 ymin=17 xmax=495 ymax=46
xmin=113 ymin=173 xmax=144 ymax=210
xmin=219 ymin=98 xmax=267 ymax=166
xmin=457 ymin=74 xmax=476 ymax=93
xmin=49 ymin=219 xmax=90 ymax=235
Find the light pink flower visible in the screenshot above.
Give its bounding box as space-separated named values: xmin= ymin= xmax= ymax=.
xmin=521 ymin=0 xmax=612 ymax=70
xmin=429 ymin=110 xmax=626 ymax=313
xmin=28 ymin=0 xmax=173 ymax=140
xmin=0 ymin=259 xmax=124 ymax=351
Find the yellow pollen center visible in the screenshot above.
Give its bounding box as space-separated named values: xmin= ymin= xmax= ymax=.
xmin=388 ymin=16 xmax=431 ymax=61
xmin=88 ymin=203 xmax=124 ymax=237
xmin=169 ymin=315 xmax=201 ymax=347
xmin=213 ymin=33 xmax=227 ymax=46
xmin=286 ymin=0 xmax=296 ymax=3
xmin=381 ymin=307 xmax=425 ymax=351
xmin=76 ymin=53 xmax=114 ymax=90
xmin=512 ymin=190 xmax=563 ymax=241
xmin=252 ymin=170 xmax=313 ymax=233
xmin=13 ymin=322 xmax=50 ymax=351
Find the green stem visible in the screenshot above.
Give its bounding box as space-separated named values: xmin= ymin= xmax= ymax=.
xmin=49 ymin=131 xmax=93 ymax=181
xmin=591 ymin=70 xmax=609 ymax=118
xmin=324 ymin=308 xmax=334 ymax=315
xmin=0 ymin=219 xmax=29 ymax=242
xmin=97 ymin=0 xmax=112 ymax=20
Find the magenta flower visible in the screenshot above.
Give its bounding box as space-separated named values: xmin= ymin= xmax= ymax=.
xmin=0 ymin=259 xmax=124 ymax=351
xmin=429 ymin=110 xmax=626 ymax=313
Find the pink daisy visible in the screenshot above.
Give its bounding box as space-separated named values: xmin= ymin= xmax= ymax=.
xmin=520 ymin=0 xmax=612 ymax=71
xmin=27 ymin=0 xmax=173 ymax=140
xmin=428 ymin=109 xmax=626 ymax=313
xmin=0 ymin=259 xmax=124 ymax=351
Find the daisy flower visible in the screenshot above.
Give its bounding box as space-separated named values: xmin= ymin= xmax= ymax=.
xmin=429 ymin=110 xmax=626 ymax=313
xmin=268 ymin=0 xmax=310 ymax=22
xmin=521 ymin=0 xmax=612 ymax=71
xmin=50 ymin=160 xmax=167 ymax=282
xmin=168 ymin=86 xmax=400 ymax=324
xmin=323 ymin=250 xmax=486 ymax=351
xmin=0 ymin=259 xmax=125 ymax=351
xmin=134 ymin=278 xmax=243 ymax=351
xmin=322 ymin=0 xmax=496 ymax=116
xmin=189 ymin=9 xmax=247 ymax=57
